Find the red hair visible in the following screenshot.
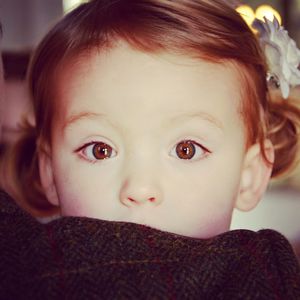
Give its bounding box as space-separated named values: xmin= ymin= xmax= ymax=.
xmin=2 ymin=0 xmax=300 ymax=215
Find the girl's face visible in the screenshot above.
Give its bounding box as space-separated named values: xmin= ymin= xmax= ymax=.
xmin=41 ymin=44 xmax=256 ymax=238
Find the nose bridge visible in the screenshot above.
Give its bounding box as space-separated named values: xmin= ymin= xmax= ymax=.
xmin=119 ymin=149 xmax=163 ymax=206
xmin=123 ymin=138 xmax=159 ymax=175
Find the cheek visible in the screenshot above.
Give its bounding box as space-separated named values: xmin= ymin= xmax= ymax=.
xmin=165 ymin=181 xmax=234 ymax=238
xmin=52 ymin=158 xmax=117 ymax=216
xmin=161 ymin=154 xmax=243 ymax=237
xmin=167 ymin=159 xmax=241 ymax=205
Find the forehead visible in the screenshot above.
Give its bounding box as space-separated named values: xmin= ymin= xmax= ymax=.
xmin=56 ymin=44 xmax=243 ymax=132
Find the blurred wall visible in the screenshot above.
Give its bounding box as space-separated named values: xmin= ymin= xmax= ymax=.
xmin=0 ymin=0 xmax=62 ymax=51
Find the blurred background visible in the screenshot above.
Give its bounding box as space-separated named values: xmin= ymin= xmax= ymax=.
xmin=0 ymin=0 xmax=299 ymax=258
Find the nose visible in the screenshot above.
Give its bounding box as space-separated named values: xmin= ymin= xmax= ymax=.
xmin=119 ymin=176 xmax=163 ymax=207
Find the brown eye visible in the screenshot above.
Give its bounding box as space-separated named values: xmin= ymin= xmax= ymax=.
xmin=92 ymin=142 xmax=113 ymax=160
xmin=176 ymin=141 xmax=196 ymax=160
xmin=77 ymin=141 xmax=117 ymax=162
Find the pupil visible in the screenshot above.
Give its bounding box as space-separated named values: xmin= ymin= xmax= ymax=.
xmin=176 ymin=141 xmax=195 ymax=159
xmin=93 ymin=143 xmax=112 ymax=160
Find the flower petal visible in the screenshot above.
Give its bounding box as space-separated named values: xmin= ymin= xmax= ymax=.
xmin=256 ymin=16 xmax=300 ymax=99
xmin=279 ymin=78 xmax=290 ymax=99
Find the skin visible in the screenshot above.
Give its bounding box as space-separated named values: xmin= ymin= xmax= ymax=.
xmin=40 ymin=43 xmax=272 ymax=238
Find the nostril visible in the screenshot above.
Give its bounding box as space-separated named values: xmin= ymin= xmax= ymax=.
xmin=122 ymin=196 xmax=160 ymax=206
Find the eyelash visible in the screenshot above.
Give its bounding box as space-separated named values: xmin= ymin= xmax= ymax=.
xmin=170 ymin=139 xmax=211 ymax=161
xmin=75 ymin=141 xmax=117 ymax=162
xmin=75 ymin=139 xmax=211 ymax=162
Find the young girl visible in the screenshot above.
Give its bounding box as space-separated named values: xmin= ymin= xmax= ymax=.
xmin=1 ymin=1 xmax=300 ymax=298
xmin=3 ymin=0 xmax=300 ymax=239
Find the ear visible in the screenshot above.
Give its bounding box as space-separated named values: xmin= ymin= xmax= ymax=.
xmin=235 ymin=140 xmax=274 ymax=212
xmin=38 ymin=147 xmax=59 ymax=206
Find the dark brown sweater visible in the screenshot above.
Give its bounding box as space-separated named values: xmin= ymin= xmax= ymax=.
xmin=0 ymin=190 xmax=300 ymax=299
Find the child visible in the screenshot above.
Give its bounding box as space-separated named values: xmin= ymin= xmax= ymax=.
xmin=1 ymin=1 xmax=300 ymax=297
xmin=3 ymin=0 xmax=300 ymax=237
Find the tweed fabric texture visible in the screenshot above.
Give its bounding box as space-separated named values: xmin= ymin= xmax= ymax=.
xmin=0 ymin=190 xmax=300 ymax=299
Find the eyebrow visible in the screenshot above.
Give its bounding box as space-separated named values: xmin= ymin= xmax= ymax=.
xmin=63 ymin=112 xmax=116 ymax=131
xmin=169 ymin=112 xmax=224 ymax=131
xmin=64 ymin=111 xmax=223 ymax=132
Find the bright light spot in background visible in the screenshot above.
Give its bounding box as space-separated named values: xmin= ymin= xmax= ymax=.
xmin=237 ymin=4 xmax=282 ymax=30
xmin=255 ymin=5 xmax=282 ymax=25
xmin=236 ymin=5 xmax=256 ymax=27
xmin=63 ymin=0 xmax=89 ymax=13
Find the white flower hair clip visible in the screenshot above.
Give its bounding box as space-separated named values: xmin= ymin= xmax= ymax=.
xmin=253 ymin=17 xmax=300 ymax=99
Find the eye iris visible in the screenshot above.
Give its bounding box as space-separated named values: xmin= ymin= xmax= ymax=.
xmin=176 ymin=141 xmax=195 ymax=159
xmin=92 ymin=143 xmax=112 ymax=160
